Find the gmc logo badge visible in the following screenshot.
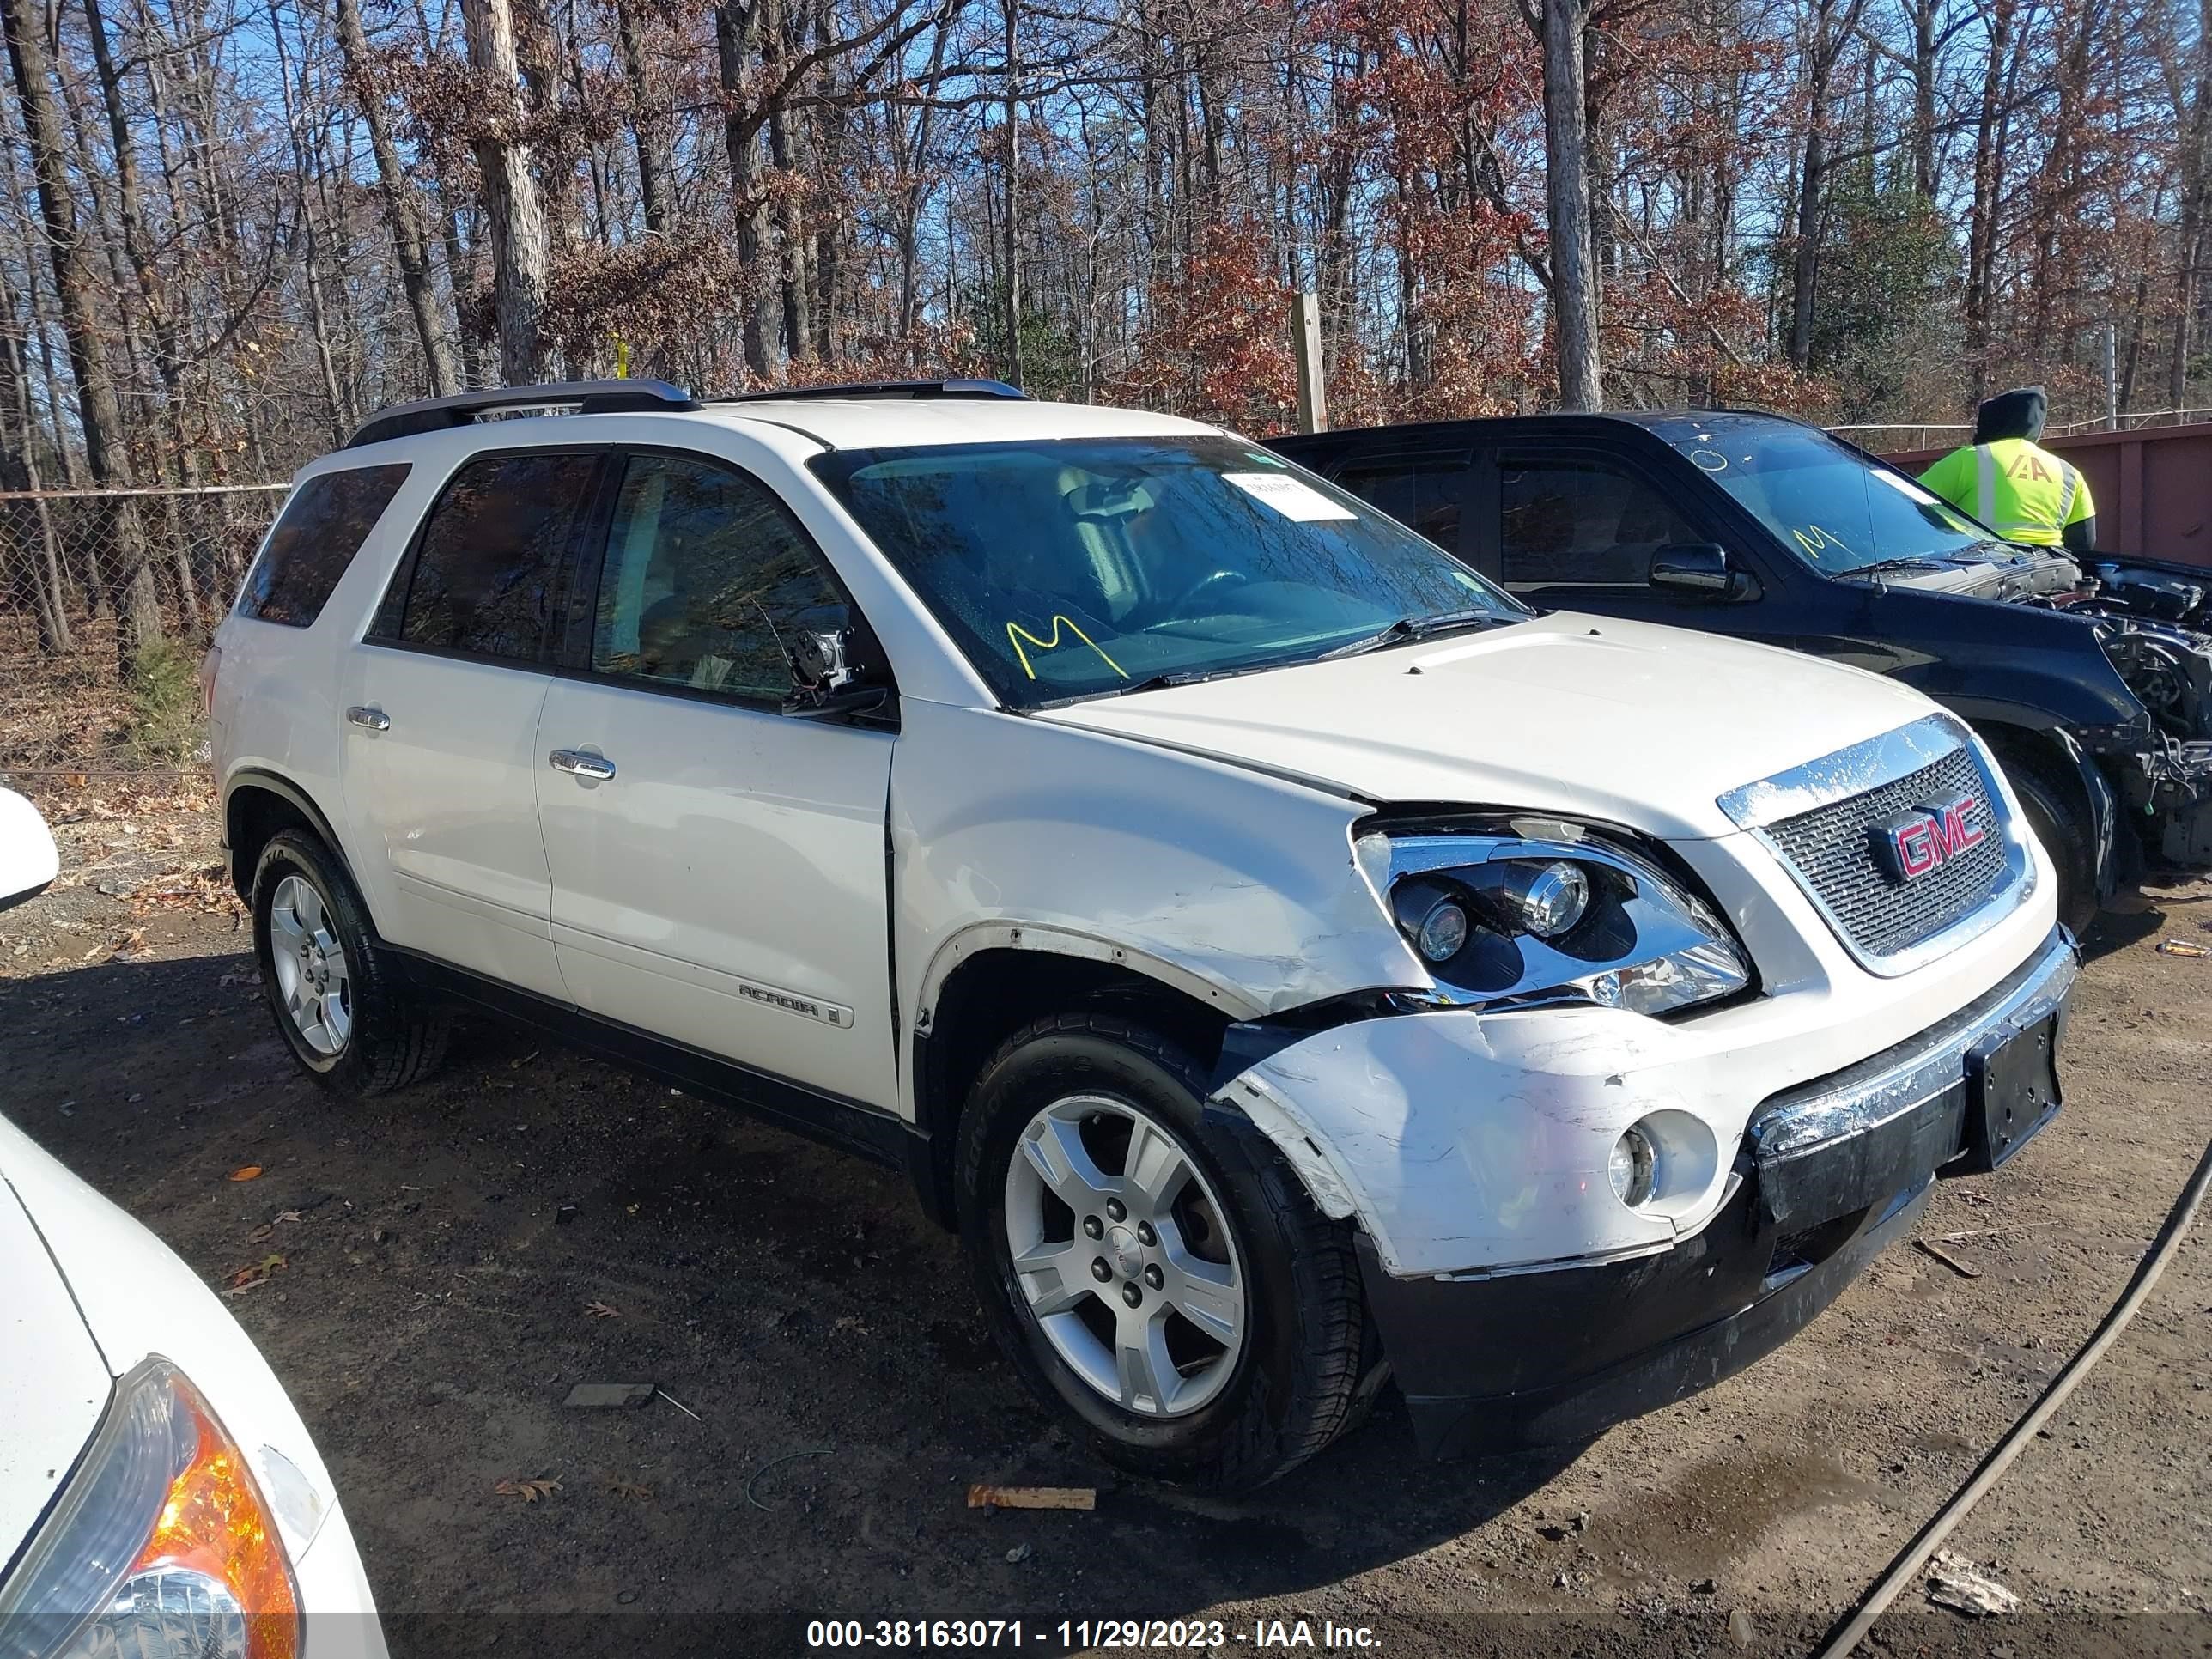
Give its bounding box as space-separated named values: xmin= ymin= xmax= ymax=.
xmin=1871 ymin=792 xmax=1985 ymax=881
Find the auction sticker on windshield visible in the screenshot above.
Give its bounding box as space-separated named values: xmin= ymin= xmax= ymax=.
xmin=1872 ymin=469 xmax=1945 ymax=506
xmin=1224 ymin=471 xmax=1357 ymax=520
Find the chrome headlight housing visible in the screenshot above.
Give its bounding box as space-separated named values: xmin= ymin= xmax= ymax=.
xmin=0 ymin=1359 xmax=301 ymax=1659
xmin=1357 ymin=817 xmax=1753 ymax=1017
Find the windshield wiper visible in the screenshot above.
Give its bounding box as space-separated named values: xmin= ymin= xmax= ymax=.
xmin=1848 ymin=556 xmax=1954 ymax=577
xmin=1317 ymin=608 xmax=1511 ymax=660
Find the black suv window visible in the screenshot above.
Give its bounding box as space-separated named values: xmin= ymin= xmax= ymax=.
xmin=589 ymin=453 xmax=846 ymax=702
xmin=381 ymin=452 xmax=599 ymax=661
xmin=1329 ymin=453 xmax=1470 ymax=555
xmin=238 ymin=464 xmax=410 ymax=627
xmin=1499 ymin=455 xmax=1699 ymax=588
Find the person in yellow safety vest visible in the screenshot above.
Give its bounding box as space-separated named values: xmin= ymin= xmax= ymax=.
xmin=1917 ymin=386 xmax=2097 ymax=554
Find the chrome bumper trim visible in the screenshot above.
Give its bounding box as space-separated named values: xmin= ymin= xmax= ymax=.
xmin=1749 ymin=925 xmax=2079 ymax=1163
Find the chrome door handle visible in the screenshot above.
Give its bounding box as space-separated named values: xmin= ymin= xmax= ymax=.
xmin=548 ymin=748 xmax=617 ymax=781
xmin=345 ymin=705 xmax=391 ymax=732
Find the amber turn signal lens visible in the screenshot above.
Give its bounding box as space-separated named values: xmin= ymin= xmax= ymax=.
xmin=122 ymin=1371 xmax=301 ymax=1659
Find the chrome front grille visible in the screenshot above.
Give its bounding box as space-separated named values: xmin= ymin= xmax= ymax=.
xmin=1762 ymin=745 xmax=2009 ymax=958
xmin=1717 ymin=714 xmax=2034 ymax=976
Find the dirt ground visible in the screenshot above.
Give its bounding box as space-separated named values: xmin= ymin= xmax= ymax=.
xmin=3 ymin=785 xmax=2209 ymax=1659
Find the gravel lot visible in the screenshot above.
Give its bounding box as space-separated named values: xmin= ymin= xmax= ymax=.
xmin=3 ymin=786 xmax=2209 ymax=1658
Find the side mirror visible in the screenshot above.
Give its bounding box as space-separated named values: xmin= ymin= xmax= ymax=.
xmin=784 ymin=607 xmax=894 ymax=722
xmin=1650 ymin=543 xmax=1756 ymax=601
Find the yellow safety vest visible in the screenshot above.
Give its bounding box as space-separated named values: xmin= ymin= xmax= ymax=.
xmin=1918 ymin=439 xmax=2094 ymax=547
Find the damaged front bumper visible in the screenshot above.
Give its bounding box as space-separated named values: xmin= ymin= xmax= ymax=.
xmin=1261 ymin=925 xmax=2078 ymax=1456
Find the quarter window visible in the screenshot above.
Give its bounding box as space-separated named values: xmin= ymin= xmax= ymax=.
xmin=590 ymin=453 xmax=846 ymax=702
xmin=237 ymin=464 xmax=410 ymax=627
xmin=385 ymin=453 xmax=599 ymax=661
xmin=1499 ymin=457 xmax=1699 ymax=587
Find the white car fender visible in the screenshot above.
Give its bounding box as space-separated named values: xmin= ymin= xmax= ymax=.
xmin=0 ymin=787 xmax=59 ymax=910
xmin=892 ymin=697 xmax=1432 ymax=1123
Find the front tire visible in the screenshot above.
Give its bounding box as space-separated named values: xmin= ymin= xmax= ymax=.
xmin=1995 ymin=747 xmax=2100 ymax=935
xmin=252 ymin=830 xmax=450 ymax=1095
xmin=955 ymin=1013 xmax=1367 ymax=1490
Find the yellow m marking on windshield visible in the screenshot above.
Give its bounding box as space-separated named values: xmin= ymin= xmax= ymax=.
xmin=1006 ymin=616 xmax=1128 ymax=681
xmin=1792 ymin=522 xmax=1853 ymax=558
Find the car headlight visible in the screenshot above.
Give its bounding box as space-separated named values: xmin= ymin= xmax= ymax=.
xmin=1359 ymin=818 xmax=1753 ymax=1017
xmin=0 ymin=1359 xmax=300 ymax=1659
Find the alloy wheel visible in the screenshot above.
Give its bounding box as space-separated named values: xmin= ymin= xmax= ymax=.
xmin=267 ymin=873 xmax=351 ymax=1056
xmin=1002 ymin=1093 xmax=1246 ymax=1417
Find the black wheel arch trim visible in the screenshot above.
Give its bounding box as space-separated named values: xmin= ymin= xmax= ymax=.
xmin=222 ymin=769 xmax=354 ymax=900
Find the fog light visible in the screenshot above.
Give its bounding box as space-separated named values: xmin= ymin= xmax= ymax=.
xmin=1506 ymin=860 xmax=1589 ymax=938
xmin=1415 ymin=901 xmax=1469 ymax=963
xmin=1610 ymin=1125 xmax=1656 ymax=1207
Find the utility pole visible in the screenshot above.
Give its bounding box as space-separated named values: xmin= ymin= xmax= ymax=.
xmin=1293 ymin=292 xmax=1328 ymax=434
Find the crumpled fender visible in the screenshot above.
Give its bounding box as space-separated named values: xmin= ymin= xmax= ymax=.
xmin=1211 ymin=1006 xmax=1727 ymax=1279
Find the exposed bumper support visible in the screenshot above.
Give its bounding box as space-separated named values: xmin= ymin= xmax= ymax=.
xmin=1360 ymin=925 xmax=2079 ymax=1456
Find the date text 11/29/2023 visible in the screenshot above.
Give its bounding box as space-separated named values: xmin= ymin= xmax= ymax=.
xmin=805 ymin=1619 xmax=1383 ymax=1650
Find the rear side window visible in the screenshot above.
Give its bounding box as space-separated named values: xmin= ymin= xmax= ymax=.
xmin=1331 ymin=453 xmax=1471 ymax=555
xmin=236 ymin=465 xmax=410 ymax=627
xmin=380 ymin=452 xmax=599 ymax=663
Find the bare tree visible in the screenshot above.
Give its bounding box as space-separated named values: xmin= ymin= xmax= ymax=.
xmin=1 ymin=0 xmax=161 ymax=672
xmin=461 ymin=0 xmax=551 ymax=381
xmin=1534 ymin=0 xmax=1604 ymax=408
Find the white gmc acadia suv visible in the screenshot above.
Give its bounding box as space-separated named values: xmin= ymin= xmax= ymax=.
xmin=205 ymin=379 xmax=2075 ymax=1489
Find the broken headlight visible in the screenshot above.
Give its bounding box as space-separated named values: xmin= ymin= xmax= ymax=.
xmin=1358 ymin=820 xmax=1753 ymax=1017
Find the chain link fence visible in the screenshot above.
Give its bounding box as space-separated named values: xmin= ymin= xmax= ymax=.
xmin=0 ymin=483 xmax=288 ymax=784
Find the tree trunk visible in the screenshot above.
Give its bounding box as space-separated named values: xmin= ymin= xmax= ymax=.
xmin=614 ymin=0 xmax=671 ymax=236
xmin=83 ymin=0 xmax=202 ymax=629
xmin=2172 ymin=0 xmax=2211 ymax=406
xmin=2 ymin=0 xmax=159 ymax=674
xmin=334 ymin=0 xmax=459 ymax=395
xmin=0 ymin=268 xmax=71 ymax=653
xmin=716 ymin=0 xmax=776 ymax=377
xmin=1002 ymin=0 xmax=1023 ymax=387
xmin=461 ymin=0 xmax=550 ymax=382
xmin=1540 ymin=0 xmax=1602 ymax=409
xmin=1965 ymin=0 xmax=2015 ymax=393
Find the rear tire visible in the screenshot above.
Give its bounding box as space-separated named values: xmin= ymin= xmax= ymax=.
xmin=955 ymin=1012 xmax=1367 ymax=1491
xmin=1994 ymin=746 xmax=2100 ymax=935
xmin=252 ymin=830 xmax=450 ymax=1095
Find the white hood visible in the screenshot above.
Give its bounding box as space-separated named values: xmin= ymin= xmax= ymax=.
xmin=1037 ymin=611 xmax=1939 ymax=841
xmin=0 ymin=1175 xmax=111 ymax=1570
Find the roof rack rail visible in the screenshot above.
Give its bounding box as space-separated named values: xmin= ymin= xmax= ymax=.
xmin=715 ymin=379 xmax=1028 ymax=404
xmin=343 ymin=379 xmax=700 ymax=449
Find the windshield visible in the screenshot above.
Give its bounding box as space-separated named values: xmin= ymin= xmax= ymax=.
xmin=812 ymin=436 xmax=1524 ymax=706
xmin=1649 ymin=416 xmax=1996 ymax=574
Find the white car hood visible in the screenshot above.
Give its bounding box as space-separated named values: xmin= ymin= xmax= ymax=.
xmin=0 ymin=1175 xmax=111 ymax=1571
xmin=1036 ymin=611 xmax=1939 ymax=840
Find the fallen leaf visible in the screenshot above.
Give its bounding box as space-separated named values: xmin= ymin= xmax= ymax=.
xmin=494 ymin=1478 xmax=562 ymax=1503
xmin=247 ymin=1223 xmax=274 ymax=1244
xmin=223 ymin=1253 xmax=287 ymax=1291
xmin=605 ymin=1479 xmax=653 ymax=1500
xmin=585 ymin=1300 xmax=621 ymax=1320
xmin=274 ymin=1210 xmax=303 ymax=1224
xmin=833 ymin=1316 xmax=872 ymax=1335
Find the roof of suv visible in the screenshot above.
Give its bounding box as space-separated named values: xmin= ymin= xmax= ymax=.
xmin=696 ymin=394 xmax=1222 ymax=453
xmin=339 ymin=380 xmax=1225 ymax=459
